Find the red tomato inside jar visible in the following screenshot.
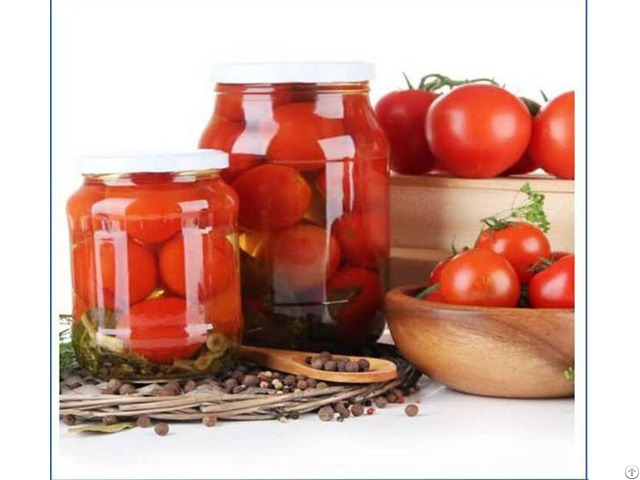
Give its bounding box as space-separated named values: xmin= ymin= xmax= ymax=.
xmin=199 ymin=63 xmax=390 ymax=351
xmin=66 ymin=151 xmax=242 ymax=380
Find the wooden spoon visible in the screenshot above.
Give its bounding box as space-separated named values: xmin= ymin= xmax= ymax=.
xmin=238 ymin=345 xmax=398 ymax=383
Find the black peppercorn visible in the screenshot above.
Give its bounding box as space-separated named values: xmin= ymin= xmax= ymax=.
xmin=283 ymin=375 xmax=296 ymax=386
xmin=306 ymin=378 xmax=318 ymax=388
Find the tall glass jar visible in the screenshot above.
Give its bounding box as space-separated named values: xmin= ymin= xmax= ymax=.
xmin=66 ymin=151 xmax=242 ymax=380
xmin=199 ymin=63 xmax=390 ymax=352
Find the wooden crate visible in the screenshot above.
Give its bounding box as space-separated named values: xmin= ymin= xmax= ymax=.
xmin=389 ymin=174 xmax=575 ymax=288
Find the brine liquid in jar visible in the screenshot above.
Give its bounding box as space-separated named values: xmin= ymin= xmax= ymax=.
xmin=66 ymin=151 xmax=243 ymax=380
xmin=199 ymin=63 xmax=390 ymax=352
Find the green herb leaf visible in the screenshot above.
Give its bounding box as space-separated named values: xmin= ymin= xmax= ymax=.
xmin=481 ymin=182 xmax=550 ymax=233
xmin=564 ymin=366 xmax=575 ymax=381
xmin=69 ymin=422 xmax=137 ymax=434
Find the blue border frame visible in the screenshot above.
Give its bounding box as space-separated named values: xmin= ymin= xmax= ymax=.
xmin=48 ymin=1 xmax=589 ymax=479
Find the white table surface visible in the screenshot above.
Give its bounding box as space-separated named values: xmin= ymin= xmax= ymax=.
xmin=56 ymin=376 xmax=580 ymax=479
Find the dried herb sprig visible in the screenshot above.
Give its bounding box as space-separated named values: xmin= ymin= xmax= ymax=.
xmin=481 ymin=182 xmax=550 ymax=233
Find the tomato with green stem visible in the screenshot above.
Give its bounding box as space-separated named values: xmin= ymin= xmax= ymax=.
xmin=475 ymin=221 xmax=551 ymax=284
xmin=439 ymin=248 xmax=520 ymax=307
xmin=529 ymin=254 xmax=574 ymax=308
xmin=375 ymin=76 xmax=438 ymax=174
xmin=232 ymin=164 xmax=312 ymax=231
xmin=528 ymin=91 xmax=575 ymax=179
xmin=426 ymin=84 xmax=532 ymax=178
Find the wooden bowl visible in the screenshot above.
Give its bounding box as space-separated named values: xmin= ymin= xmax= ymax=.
xmin=385 ymin=285 xmax=575 ymax=398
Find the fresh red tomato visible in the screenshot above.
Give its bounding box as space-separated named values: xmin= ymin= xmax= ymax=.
xmin=316 ymin=159 xmax=389 ymax=213
xmin=159 ymin=231 xmax=235 ymax=300
xmin=551 ymin=251 xmax=571 ymax=262
xmin=327 ymin=267 xmax=381 ymax=323
xmin=439 ymin=248 xmax=520 ymax=307
xmin=425 ymin=84 xmax=532 ymax=178
xmin=529 ymin=254 xmax=574 ymax=308
xmin=332 ymin=210 xmax=389 ymax=269
xmin=475 ymin=222 xmax=551 ymax=283
xmin=198 ymin=118 xmax=265 ymax=183
xmin=118 ymin=297 xmax=206 ymax=364
xmin=232 ymin=164 xmax=312 ymax=231
xmin=266 ymin=102 xmax=345 ymax=171
xmin=375 ymin=90 xmax=439 ymax=174
xmin=256 ymin=224 xmax=341 ymax=293
xmin=501 ymin=97 xmax=542 ymax=176
xmin=528 ymin=91 xmax=575 ymax=179
xmin=428 ymin=257 xmax=450 ymax=285
xmin=71 ymin=238 xmax=158 ymax=310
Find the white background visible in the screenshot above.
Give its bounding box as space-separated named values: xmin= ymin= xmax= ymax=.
xmin=0 ymin=0 xmax=638 ymax=479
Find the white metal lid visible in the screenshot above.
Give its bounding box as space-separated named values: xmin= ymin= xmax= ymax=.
xmin=77 ymin=149 xmax=229 ymax=175
xmin=212 ymin=62 xmax=375 ymax=84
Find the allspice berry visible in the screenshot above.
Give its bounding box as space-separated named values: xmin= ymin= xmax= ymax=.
xmin=357 ymin=359 xmax=371 ymax=371
xmin=61 ymin=414 xmax=76 ymax=426
xmin=119 ymin=383 xmax=136 ymax=395
xmin=106 ymin=378 xmax=123 ymax=394
xmin=350 ymin=403 xmax=365 ymax=417
xmin=136 ymin=415 xmax=152 ymax=428
xmin=154 ymin=422 xmax=170 ymax=436
xmin=324 ymin=360 xmax=337 ymax=371
xmin=405 ymin=404 xmax=419 ymax=417
xmin=374 ymin=396 xmax=388 ymax=409
xmin=317 ymin=406 xmax=335 ymax=421
xmin=242 ymin=374 xmax=259 ymax=387
xmin=102 ymin=415 xmax=118 ymax=425
xmin=202 ymin=414 xmax=218 ymax=427
xmin=345 ymin=361 xmax=359 ymax=372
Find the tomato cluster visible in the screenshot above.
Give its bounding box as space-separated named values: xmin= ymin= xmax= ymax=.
xmin=67 ymin=173 xmax=242 ymax=365
xmin=199 ymin=83 xmax=389 ymax=350
xmin=375 ymin=74 xmax=574 ymax=179
xmin=420 ymin=187 xmax=574 ymax=309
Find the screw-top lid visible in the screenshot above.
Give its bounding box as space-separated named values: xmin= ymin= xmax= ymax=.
xmin=212 ymin=62 xmax=375 ymax=84
xmin=76 ymin=150 xmax=229 ymax=175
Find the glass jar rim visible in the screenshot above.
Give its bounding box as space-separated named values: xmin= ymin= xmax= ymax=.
xmin=76 ymin=149 xmax=229 ymax=175
xmin=212 ymin=62 xmax=375 ymax=84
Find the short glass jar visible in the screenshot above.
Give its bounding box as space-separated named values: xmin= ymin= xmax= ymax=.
xmin=66 ymin=151 xmax=242 ymax=380
xmin=199 ymin=62 xmax=390 ymax=352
